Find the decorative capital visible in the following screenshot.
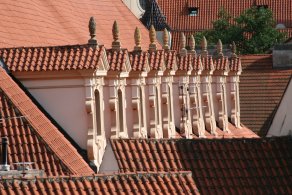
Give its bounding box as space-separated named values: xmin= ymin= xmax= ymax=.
xmin=112 ymin=21 xmax=121 ymax=50
xmin=216 ymin=39 xmax=223 ymax=57
xmin=134 ymin=27 xmax=142 ymax=51
xmin=88 ymin=17 xmax=97 ymax=45
xmin=201 ymin=36 xmax=208 ymax=57
xmin=149 ymin=25 xmax=157 ymax=51
xmin=163 ymin=28 xmax=169 ymax=50
xmin=231 ymin=41 xmax=237 ymax=58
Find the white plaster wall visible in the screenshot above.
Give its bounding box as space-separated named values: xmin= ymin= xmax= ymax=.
xmin=145 ymin=84 xmax=150 ymax=137
xmin=122 ymin=0 xmax=144 ymax=18
xmin=267 ymin=79 xmax=292 ymax=136
xmin=98 ymin=141 xmax=119 ymax=173
xmin=226 ymin=78 xmax=232 ymax=118
xmin=21 ymin=79 xmax=88 ymax=149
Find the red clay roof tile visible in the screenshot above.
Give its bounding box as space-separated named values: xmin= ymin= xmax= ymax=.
xmin=0 ymin=67 xmax=93 ymax=176
xmin=0 ymin=172 xmax=199 ymax=194
xmin=240 ymin=54 xmax=292 ymax=135
xmin=111 ymin=137 xmax=292 ymax=194
xmin=155 ymin=0 xmax=292 ymax=50
xmin=0 ymin=0 xmax=152 ymax=49
xmin=0 ymin=45 xmax=104 ymax=72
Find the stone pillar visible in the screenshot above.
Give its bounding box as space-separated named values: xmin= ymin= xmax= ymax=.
xmin=109 ymin=78 xmax=128 ymax=138
xmin=178 ymin=76 xmax=192 ymax=138
xmin=230 ymin=75 xmax=241 ymax=128
xmin=131 ymin=77 xmax=147 ymax=138
xmin=86 ymin=77 xmax=106 ymax=171
xmin=148 ymin=76 xmax=163 ymax=138
xmin=216 ymin=76 xmax=230 ymax=132
xmin=161 ymin=76 xmax=175 ymax=138
xmin=189 ymin=76 xmax=205 ymax=137
xmin=201 ymin=75 xmax=217 ymax=135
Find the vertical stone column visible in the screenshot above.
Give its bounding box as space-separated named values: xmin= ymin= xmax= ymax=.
xmin=178 ymin=76 xmax=192 ymax=138
xmin=161 ymin=76 xmax=175 ymax=138
xmin=216 ymin=76 xmax=230 ymax=132
xmin=230 ymin=75 xmax=241 ymax=128
xmin=201 ymin=75 xmax=217 ymax=135
xmin=132 ymin=77 xmax=147 ymax=138
xmin=189 ymin=76 xmax=205 ymax=137
xmin=109 ymin=78 xmax=128 ymax=138
xmin=148 ymin=76 xmax=163 ymax=138
xmin=86 ymin=77 xmax=106 ymax=171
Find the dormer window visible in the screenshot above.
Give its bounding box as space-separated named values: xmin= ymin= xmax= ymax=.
xmin=257 ymin=5 xmax=268 ymax=9
xmin=188 ymin=7 xmax=199 ymax=16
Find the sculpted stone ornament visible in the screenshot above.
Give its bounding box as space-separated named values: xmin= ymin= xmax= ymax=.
xmin=134 ymin=27 xmax=142 ymax=51
xmin=88 ymin=17 xmax=97 ymax=45
xmin=179 ymin=32 xmax=187 ymax=56
xmin=163 ymin=28 xmax=169 ymax=50
xmin=188 ymin=35 xmax=196 ymax=55
xmin=112 ymin=21 xmax=121 ymax=50
xmin=149 ymin=25 xmax=157 ymax=51
xmin=201 ymin=36 xmax=208 ymax=57
xmin=216 ymin=39 xmax=223 ymax=58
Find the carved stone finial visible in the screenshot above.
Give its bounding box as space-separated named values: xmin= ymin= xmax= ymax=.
xmin=149 ymin=25 xmax=157 ymax=51
xmin=188 ymin=35 xmax=196 ymax=55
xmin=201 ymin=36 xmax=208 ymax=57
xmin=112 ymin=21 xmax=121 ymax=50
xmin=88 ymin=17 xmax=97 ymax=45
xmin=179 ymin=32 xmax=187 ymax=56
xmin=163 ymin=28 xmax=169 ymax=50
xmin=231 ymin=41 xmax=237 ymax=58
xmin=134 ymin=27 xmax=142 ymax=51
xmin=216 ymin=39 xmax=224 ymax=57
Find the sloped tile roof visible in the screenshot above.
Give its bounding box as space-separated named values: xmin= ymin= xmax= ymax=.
xmin=0 ymin=67 xmax=94 ymax=176
xmin=177 ymin=54 xmax=193 ymax=71
xmin=164 ymin=50 xmax=177 ymax=71
xmin=0 ymin=45 xmax=104 ymax=72
xmin=0 ymin=0 xmax=152 ymax=49
xmin=148 ymin=50 xmax=165 ymax=71
xmin=213 ymin=56 xmax=230 ymax=72
xmin=154 ymin=0 xmax=292 ymax=50
xmin=157 ymin=0 xmax=292 ymax=30
xmin=129 ymin=51 xmax=149 ymax=72
xmin=107 ymin=49 xmax=130 ymax=72
xmin=240 ymin=54 xmax=292 ymax=135
xmin=111 ymin=136 xmax=292 ymax=194
xmin=0 ymin=172 xmax=200 ymax=194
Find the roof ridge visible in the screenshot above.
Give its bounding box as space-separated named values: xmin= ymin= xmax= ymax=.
xmin=0 ymin=171 xmax=193 ymax=182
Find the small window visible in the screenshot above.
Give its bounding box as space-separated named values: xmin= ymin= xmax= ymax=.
xmin=188 ymin=7 xmax=199 ymax=16
xmin=257 ymin=5 xmax=268 ymax=9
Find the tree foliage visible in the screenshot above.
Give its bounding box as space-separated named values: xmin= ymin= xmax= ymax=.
xmin=195 ymin=6 xmax=286 ymax=54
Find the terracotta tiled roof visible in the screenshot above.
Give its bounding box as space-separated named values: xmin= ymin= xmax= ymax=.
xmin=240 ymin=54 xmax=292 ymax=135
xmin=111 ymin=136 xmax=292 ymax=194
xmin=164 ymin=50 xmax=177 ymax=71
xmin=148 ymin=50 xmax=165 ymax=71
xmin=229 ymin=57 xmax=242 ymax=72
xmin=107 ymin=49 xmax=130 ymax=72
xmin=157 ymin=0 xmax=292 ymax=30
xmin=200 ymin=56 xmax=214 ymax=72
xmin=129 ymin=51 xmax=149 ymax=72
xmin=154 ymin=0 xmax=292 ymax=50
xmin=177 ymin=54 xmax=193 ymax=71
xmin=0 ymin=0 xmax=152 ymax=49
xmin=213 ymin=56 xmax=230 ymax=72
xmin=0 ymin=45 xmax=104 ymax=72
xmin=0 ymin=67 xmax=94 ymax=176
xmin=0 ymin=172 xmax=200 ymax=194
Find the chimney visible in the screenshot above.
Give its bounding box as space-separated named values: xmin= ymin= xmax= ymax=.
xmin=1 ymin=137 xmax=10 ymax=171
